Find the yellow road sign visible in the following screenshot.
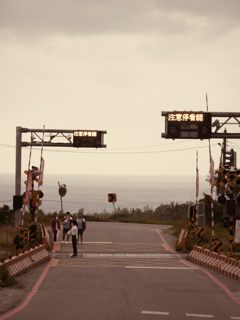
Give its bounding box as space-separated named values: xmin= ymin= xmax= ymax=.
xmin=108 ymin=193 xmax=117 ymax=203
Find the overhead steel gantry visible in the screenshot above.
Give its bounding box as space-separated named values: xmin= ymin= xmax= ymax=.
xmin=210 ymin=112 xmax=240 ymax=139
xmin=15 ymin=127 xmax=107 ymax=225
xmin=161 ymin=111 xmax=240 ymax=139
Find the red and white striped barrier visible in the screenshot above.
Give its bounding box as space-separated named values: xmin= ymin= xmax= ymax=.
xmin=38 ymin=223 xmax=51 ymax=250
xmin=0 ymin=245 xmax=50 ymax=277
xmin=188 ymin=246 xmax=240 ymax=281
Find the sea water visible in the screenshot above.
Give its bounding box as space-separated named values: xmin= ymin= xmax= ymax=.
xmin=0 ymin=174 xmax=211 ymax=214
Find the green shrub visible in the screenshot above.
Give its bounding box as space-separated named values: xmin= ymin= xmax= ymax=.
xmin=0 ymin=265 xmax=17 ymax=287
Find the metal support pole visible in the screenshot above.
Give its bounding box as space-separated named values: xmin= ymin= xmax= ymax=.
xmin=58 ymin=182 xmax=64 ymax=212
xmin=229 ymin=216 xmax=234 ymax=254
xmin=190 ymin=205 xmax=196 ymax=238
xmin=220 ymin=135 xmax=227 ymax=202
xmin=15 ymin=126 xmax=22 ymax=227
xmin=222 ymin=132 xmax=227 ymax=167
xmin=211 ymin=191 xmax=215 ymax=241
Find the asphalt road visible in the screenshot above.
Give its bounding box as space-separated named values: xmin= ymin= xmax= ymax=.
xmin=1 ymin=222 xmax=240 ymax=320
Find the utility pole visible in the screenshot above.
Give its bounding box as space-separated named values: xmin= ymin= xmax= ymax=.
xmin=15 ymin=127 xmax=22 ymax=226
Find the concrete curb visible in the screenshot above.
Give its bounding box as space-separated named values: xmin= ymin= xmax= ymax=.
xmin=188 ymin=246 xmax=240 ymax=281
xmin=0 ymin=245 xmax=50 ymax=277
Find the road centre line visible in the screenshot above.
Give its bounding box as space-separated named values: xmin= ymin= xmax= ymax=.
xmin=141 ymin=312 xmax=240 ymax=318
xmin=80 ymin=242 xmax=113 ymax=244
xmin=141 ymin=311 xmax=169 ymax=315
xmin=56 ymin=241 xmax=113 ymax=244
xmin=186 ymin=314 xmax=214 ymax=318
xmin=125 ymin=266 xmax=197 ymax=269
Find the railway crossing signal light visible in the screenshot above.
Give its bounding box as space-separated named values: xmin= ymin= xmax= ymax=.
xmin=223 ymin=217 xmax=230 ymax=228
xmin=223 ymin=148 xmax=235 ymax=168
xmin=218 ymin=195 xmax=227 ymax=205
xmin=13 ymin=195 xmax=23 ymax=210
xmin=161 ymin=111 xmax=212 ymax=140
xmin=226 ymin=199 xmax=236 ymax=216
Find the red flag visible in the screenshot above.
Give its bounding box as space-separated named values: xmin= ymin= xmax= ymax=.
xmin=39 ymin=157 xmax=45 ymax=186
xmin=24 ymin=170 xmax=32 ymax=205
xmin=210 ymin=155 xmax=215 ymax=189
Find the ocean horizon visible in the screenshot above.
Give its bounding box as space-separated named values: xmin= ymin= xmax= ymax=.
xmin=0 ymin=173 xmax=212 ymax=214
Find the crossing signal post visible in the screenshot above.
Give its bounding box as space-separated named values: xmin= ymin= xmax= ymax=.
xmin=188 ymin=205 xmax=196 ymax=237
xmin=196 ymin=226 xmax=204 ymax=245
xmin=161 ymin=111 xmax=212 ymax=140
xmin=218 ymin=167 xmax=240 ymax=254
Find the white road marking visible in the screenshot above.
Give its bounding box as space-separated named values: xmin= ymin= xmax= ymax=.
xmin=125 ymin=266 xmax=197 ymax=269
xmin=141 ymin=311 xmax=240 ymax=319
xmin=82 ymin=242 xmax=113 ymax=243
xmin=141 ymin=311 xmax=169 ymax=315
xmin=57 ymin=241 xmax=113 ymax=244
xmin=186 ymin=314 xmax=214 ymax=318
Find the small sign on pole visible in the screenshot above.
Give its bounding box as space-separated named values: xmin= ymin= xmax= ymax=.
xmin=108 ymin=193 xmax=117 ymax=210
xmin=108 ymin=193 xmax=117 ymax=203
xmin=58 ymin=182 xmax=67 ymax=211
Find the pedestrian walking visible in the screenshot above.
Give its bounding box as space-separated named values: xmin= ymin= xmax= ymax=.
xmin=77 ymin=213 xmax=86 ymax=243
xmin=51 ymin=213 xmax=60 ymax=242
xmin=61 ymin=212 xmax=73 ymax=243
xmin=67 ymin=220 xmax=78 ymax=257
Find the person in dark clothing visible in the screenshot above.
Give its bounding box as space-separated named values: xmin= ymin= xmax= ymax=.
xmin=67 ymin=220 xmax=78 ymax=257
xmin=51 ymin=213 xmax=60 ymax=242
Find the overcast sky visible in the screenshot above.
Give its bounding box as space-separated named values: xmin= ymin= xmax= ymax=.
xmin=0 ymin=0 xmax=240 ymax=179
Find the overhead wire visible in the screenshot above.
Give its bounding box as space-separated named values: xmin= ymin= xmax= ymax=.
xmin=0 ymin=142 xmax=218 ymax=154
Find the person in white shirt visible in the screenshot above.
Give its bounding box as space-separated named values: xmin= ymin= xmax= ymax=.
xmin=67 ymin=220 xmax=78 ymax=257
